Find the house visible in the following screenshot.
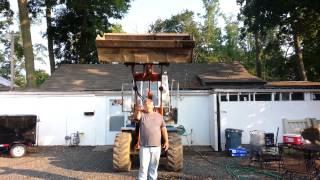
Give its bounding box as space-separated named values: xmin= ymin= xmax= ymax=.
xmin=0 ymin=76 xmax=11 ymax=91
xmin=1 ymin=62 xmax=320 ymax=151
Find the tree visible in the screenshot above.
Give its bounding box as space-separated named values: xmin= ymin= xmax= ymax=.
xmin=17 ymin=0 xmax=36 ymax=87
xmin=237 ymin=0 xmax=269 ymax=78
xmin=52 ymin=0 xmax=130 ymax=64
xmin=149 ymin=10 xmax=201 ymax=61
xmin=34 ymin=69 xmax=49 ymax=86
xmin=27 ymin=0 xmax=57 ymax=73
xmin=222 ymin=17 xmax=241 ymax=62
xmin=199 ymin=0 xmax=223 ymax=62
xmin=45 ymin=0 xmax=55 ymax=73
xmin=237 ymin=0 xmax=320 ymax=81
xmin=0 ymin=0 xmax=13 ymax=35
xmin=0 ymin=30 xmax=27 ymax=87
xmin=110 ymin=23 xmax=125 ymax=33
xmin=0 ymin=0 xmax=13 ymax=78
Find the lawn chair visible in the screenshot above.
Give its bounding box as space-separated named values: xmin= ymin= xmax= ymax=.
xmin=281 ymin=146 xmax=310 ymax=179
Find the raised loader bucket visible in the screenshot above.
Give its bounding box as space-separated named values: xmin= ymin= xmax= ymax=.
xmin=96 ymin=33 xmax=195 ymax=64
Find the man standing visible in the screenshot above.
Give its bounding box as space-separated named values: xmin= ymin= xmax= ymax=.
xmin=135 ymin=98 xmax=169 ymax=180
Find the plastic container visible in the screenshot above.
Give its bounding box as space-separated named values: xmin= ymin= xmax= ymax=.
xmin=228 ymin=148 xmax=247 ymax=157
xmin=225 ymin=128 xmax=243 ymax=150
xmin=283 ymin=134 xmax=302 ymax=145
xmin=230 ymin=153 xmax=247 ymax=157
xmin=249 ymin=130 xmax=265 ymax=157
xmin=250 ymin=130 xmax=265 ymax=147
xmin=264 ymin=133 xmax=275 ymax=147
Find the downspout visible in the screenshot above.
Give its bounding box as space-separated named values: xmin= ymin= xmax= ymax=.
xmin=216 ymin=93 xmax=222 ymax=151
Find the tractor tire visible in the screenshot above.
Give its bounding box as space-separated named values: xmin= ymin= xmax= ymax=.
xmin=10 ymin=144 xmax=27 ymax=158
xmin=113 ymin=132 xmax=132 ymax=172
xmin=166 ymin=132 xmax=183 ymax=171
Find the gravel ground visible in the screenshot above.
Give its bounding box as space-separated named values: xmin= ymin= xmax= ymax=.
xmin=0 ymin=146 xmax=284 ymax=180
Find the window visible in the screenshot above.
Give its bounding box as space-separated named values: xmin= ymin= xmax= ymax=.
xmin=274 ymin=93 xmax=280 ymax=101
xmin=110 ymin=116 xmax=125 ymax=131
xmin=250 ymin=94 xmax=254 ymax=101
xmin=255 ymin=93 xmax=272 ymax=101
xmin=239 ymin=94 xmax=249 ymax=101
xmin=312 ymin=93 xmax=320 ymax=101
xmin=220 ymin=94 xmax=228 ymax=101
xmin=137 ymin=81 xmax=159 ymax=106
xmin=282 ymin=93 xmax=290 ymax=101
xmin=229 ymin=94 xmax=238 ymax=101
xmin=291 ymin=92 xmax=304 ymax=101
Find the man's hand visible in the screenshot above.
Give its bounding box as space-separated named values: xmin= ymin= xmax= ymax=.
xmin=163 ymin=141 xmax=169 ymax=151
xmin=161 ymin=127 xmax=169 ymax=151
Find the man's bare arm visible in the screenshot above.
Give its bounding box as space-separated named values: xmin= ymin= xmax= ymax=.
xmin=161 ymin=127 xmax=169 ymax=151
xmin=134 ymin=106 xmax=142 ymax=121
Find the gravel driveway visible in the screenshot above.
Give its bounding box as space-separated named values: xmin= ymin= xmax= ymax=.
xmin=0 ymin=146 xmax=282 ymax=179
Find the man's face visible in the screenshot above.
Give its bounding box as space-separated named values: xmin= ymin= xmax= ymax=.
xmin=143 ymin=100 xmax=154 ymax=113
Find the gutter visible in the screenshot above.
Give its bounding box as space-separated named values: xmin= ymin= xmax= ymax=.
xmin=212 ymin=88 xmax=320 ymax=93
xmin=216 ymin=93 xmax=222 ymax=151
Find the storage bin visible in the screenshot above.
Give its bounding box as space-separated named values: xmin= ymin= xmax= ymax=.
xmin=225 ymin=128 xmax=243 ymax=150
xmin=283 ymin=134 xmax=302 ymax=145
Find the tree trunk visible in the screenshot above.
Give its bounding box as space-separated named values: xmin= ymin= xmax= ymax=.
xmin=45 ymin=0 xmax=55 ymax=74
xmin=293 ymin=32 xmax=307 ymax=81
xmin=17 ymin=0 xmax=36 ymax=88
xmin=79 ymin=5 xmax=88 ymax=64
xmin=254 ymin=31 xmax=262 ymax=78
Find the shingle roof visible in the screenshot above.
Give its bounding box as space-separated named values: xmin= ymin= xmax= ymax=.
xmin=40 ymin=62 xmax=265 ymax=91
xmin=0 ymin=84 xmax=10 ymax=91
xmin=266 ymin=81 xmax=320 ymax=89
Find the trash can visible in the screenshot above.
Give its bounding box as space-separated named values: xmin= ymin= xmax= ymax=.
xmin=225 ymin=128 xmax=243 ymax=150
xmin=249 ymin=130 xmax=265 ymax=158
xmin=264 ymin=133 xmax=274 ymax=147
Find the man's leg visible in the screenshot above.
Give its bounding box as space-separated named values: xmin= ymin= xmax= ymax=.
xmin=138 ymin=146 xmax=150 ymax=180
xmin=148 ymin=146 xmax=161 ymax=180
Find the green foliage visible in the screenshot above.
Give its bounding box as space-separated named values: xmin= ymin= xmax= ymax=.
xmin=110 ymin=23 xmax=124 ymax=33
xmin=52 ymin=0 xmax=131 ymax=64
xmin=221 ymin=17 xmax=241 ymax=62
xmin=149 ymin=10 xmax=202 ymax=61
xmin=198 ymin=0 xmax=223 ymax=62
xmin=0 ymin=32 xmax=25 ymax=87
xmin=237 ymin=0 xmax=320 ymax=80
xmin=149 ymin=0 xmax=245 ymax=64
xmin=34 ymin=69 xmax=49 ymax=86
xmin=0 ymin=0 xmax=12 ymax=34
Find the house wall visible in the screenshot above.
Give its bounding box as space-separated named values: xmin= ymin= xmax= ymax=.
xmin=2 ymin=90 xmax=320 ymax=149
xmin=0 ymin=92 xmax=213 ymax=146
xmin=174 ymin=94 xmax=212 ymax=146
xmin=0 ymin=94 xmax=105 ymax=145
xmin=219 ymin=94 xmax=320 ymax=150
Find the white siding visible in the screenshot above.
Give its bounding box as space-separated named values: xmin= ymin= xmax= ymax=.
xmin=0 ymin=94 xmax=107 ymax=145
xmin=175 ymin=95 xmax=212 ymax=146
xmin=0 ymin=93 xmax=213 ymax=146
xmin=219 ymin=99 xmax=320 ymax=150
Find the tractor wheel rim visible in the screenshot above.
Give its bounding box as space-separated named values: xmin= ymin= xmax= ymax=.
xmin=13 ymin=146 xmax=25 ymax=157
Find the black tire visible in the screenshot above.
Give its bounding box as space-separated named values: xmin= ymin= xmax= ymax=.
xmin=10 ymin=144 xmax=27 ymax=158
xmin=166 ymin=132 xmax=183 ymax=171
xmin=113 ymin=132 xmax=132 ymax=171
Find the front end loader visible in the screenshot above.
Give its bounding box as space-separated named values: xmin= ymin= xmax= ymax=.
xmin=96 ymin=33 xmax=195 ymax=171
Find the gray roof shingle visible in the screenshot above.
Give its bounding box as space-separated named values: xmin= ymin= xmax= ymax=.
xmin=40 ymin=62 xmax=265 ymax=91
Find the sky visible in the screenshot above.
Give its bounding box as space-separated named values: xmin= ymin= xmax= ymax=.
xmin=113 ymin=0 xmax=239 ymax=33
xmin=9 ymin=0 xmax=239 ymax=74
